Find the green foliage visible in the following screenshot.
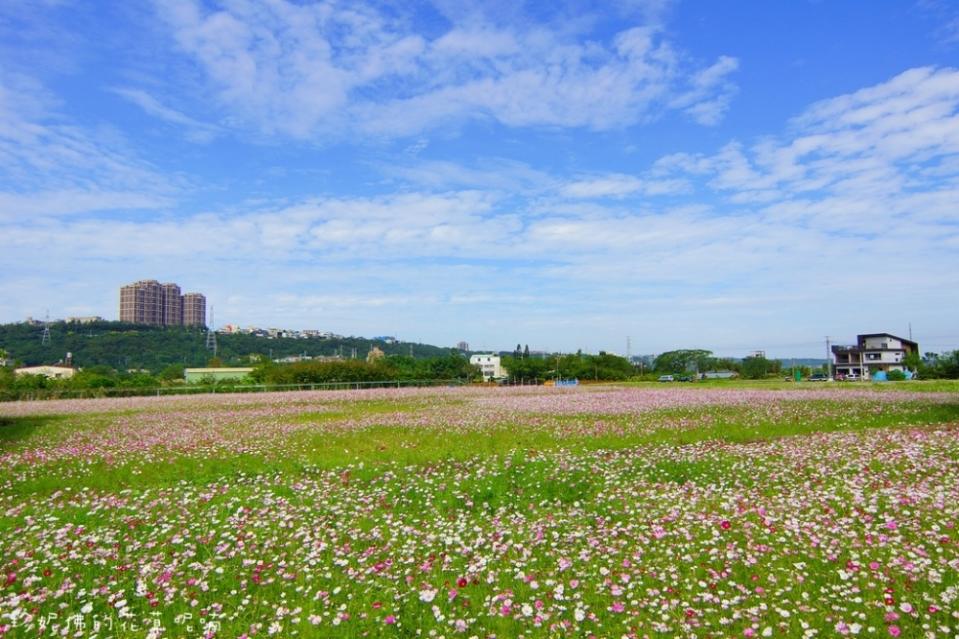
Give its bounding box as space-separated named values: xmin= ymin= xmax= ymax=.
xmin=252 ymin=353 xmax=480 ymax=385
xmin=501 ymin=355 xmax=551 ymax=380
xmin=654 ymin=349 xmax=714 ymax=374
xmin=0 ymin=320 xmax=453 ymax=373
xmin=918 ymin=351 xmax=959 ymax=379
xmin=887 ymin=369 xmax=907 ymax=381
xmin=740 ymin=355 xmax=782 ymax=379
xmin=158 ymin=363 xmax=185 ymax=381
xmin=503 ymin=351 xmax=633 ymax=381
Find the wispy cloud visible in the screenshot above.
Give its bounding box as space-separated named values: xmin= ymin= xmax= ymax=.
xmin=150 ymin=0 xmax=738 ymax=140
xmin=0 ymin=73 xmax=177 ymax=216
xmin=111 ymin=87 xmax=221 ymax=143
xmin=2 ymin=64 xmax=958 ymax=352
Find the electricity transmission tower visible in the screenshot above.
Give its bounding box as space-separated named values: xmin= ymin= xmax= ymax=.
xmin=40 ymin=310 xmax=51 ymax=346
xmin=205 ymin=306 xmax=218 ymax=357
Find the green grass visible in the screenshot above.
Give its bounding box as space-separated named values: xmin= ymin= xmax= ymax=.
xmin=4 ymin=398 xmax=958 ymax=496
xmin=2 ymin=390 xmax=959 ymax=638
xmin=619 ymin=378 xmax=959 ymax=392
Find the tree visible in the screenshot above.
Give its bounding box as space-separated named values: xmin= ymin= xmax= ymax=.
xmin=741 ymin=355 xmax=778 ymax=379
xmin=501 ymin=355 xmax=550 ymax=380
xmin=903 ymin=351 xmax=921 ymax=372
xmin=159 ymin=363 xmax=186 ymax=381
xmin=654 ymin=350 xmax=713 ymax=374
xmin=523 ymin=344 xmax=529 ymax=359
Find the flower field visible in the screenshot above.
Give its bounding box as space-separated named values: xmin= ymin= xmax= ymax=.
xmin=1 ymin=386 xmax=958 ymax=637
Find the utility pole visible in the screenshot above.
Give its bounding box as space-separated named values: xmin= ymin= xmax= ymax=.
xmin=626 ymin=336 xmax=631 ymax=362
xmin=825 ymin=336 xmax=831 ymax=378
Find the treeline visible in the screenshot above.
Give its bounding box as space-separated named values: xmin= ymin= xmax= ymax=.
xmin=651 ymin=349 xmax=784 ymax=380
xmin=502 ymin=352 xmax=634 ymax=381
xmin=250 ymin=355 xmax=479 ymax=384
xmin=916 ymin=351 xmax=959 ymax=379
xmin=0 ymin=353 xmax=481 ymax=401
xmin=0 ymin=320 xmax=452 ymax=373
xmin=0 ymin=364 xmax=174 ymax=400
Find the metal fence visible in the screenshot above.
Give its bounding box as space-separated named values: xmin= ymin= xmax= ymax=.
xmin=0 ymin=378 xmax=471 ymax=402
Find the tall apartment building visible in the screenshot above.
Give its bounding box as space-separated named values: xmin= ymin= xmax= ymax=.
xmin=119 ymin=280 xmax=206 ymax=327
xmin=182 ymin=293 xmax=206 ymax=327
xmin=160 ymin=283 xmax=182 ymax=327
xmin=120 ymin=280 xmax=163 ymax=325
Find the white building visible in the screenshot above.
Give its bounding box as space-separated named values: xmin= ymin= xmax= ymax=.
xmin=832 ymin=333 xmax=919 ymax=379
xmin=14 ymin=365 xmax=76 ymax=379
xmin=469 ymin=354 xmax=505 ymax=381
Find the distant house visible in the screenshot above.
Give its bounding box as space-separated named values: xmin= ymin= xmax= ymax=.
xmin=14 ymin=365 xmax=76 ymax=379
xmin=183 ymin=367 xmax=254 ymax=383
xmin=701 ymin=370 xmax=738 ymax=380
xmin=832 ymin=333 xmax=918 ymax=379
xmin=469 ymin=354 xmax=505 ymax=381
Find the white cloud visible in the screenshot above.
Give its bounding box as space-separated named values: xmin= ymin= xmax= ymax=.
xmin=151 ymin=0 xmax=739 ymax=139
xmin=0 ymin=73 xmax=177 ymax=216
xmin=660 ymin=67 xmax=959 ymax=237
xmin=0 ymin=189 xmax=171 ymax=219
xmin=560 ymin=173 xmax=687 ymax=198
xmin=3 ymin=65 xmax=959 ymax=353
xmin=111 ymin=87 xmax=221 ymax=142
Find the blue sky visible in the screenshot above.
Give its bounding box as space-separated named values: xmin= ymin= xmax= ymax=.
xmin=2 ymin=0 xmax=958 ymax=357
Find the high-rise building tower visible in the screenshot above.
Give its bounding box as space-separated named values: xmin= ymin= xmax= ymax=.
xmin=120 ymin=280 xmax=163 ymax=325
xmin=160 ymin=283 xmax=183 ymax=327
xmin=182 ymin=293 xmax=207 ymax=327
xmin=119 ymin=280 xmax=205 ymax=327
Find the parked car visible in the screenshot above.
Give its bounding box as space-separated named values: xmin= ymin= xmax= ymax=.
xmin=657 ymin=375 xmax=674 ymax=382
xmin=844 ymin=373 xmax=861 ymax=381
xmin=807 ymin=373 xmax=832 ymax=382
xmin=676 ymin=375 xmax=693 ymax=382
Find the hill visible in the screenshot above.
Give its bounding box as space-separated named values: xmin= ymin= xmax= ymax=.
xmin=0 ymin=321 xmax=455 ymax=372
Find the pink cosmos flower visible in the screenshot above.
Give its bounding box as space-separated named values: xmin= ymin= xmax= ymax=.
xmin=888 ymin=626 xmax=901 ymax=637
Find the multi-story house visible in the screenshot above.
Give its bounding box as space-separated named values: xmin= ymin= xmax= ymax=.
xmin=832 ymin=333 xmax=919 ymax=379
xmin=469 ymin=354 xmax=505 ymax=381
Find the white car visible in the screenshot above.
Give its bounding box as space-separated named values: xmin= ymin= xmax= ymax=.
xmin=658 ymin=375 xmax=674 ymax=382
